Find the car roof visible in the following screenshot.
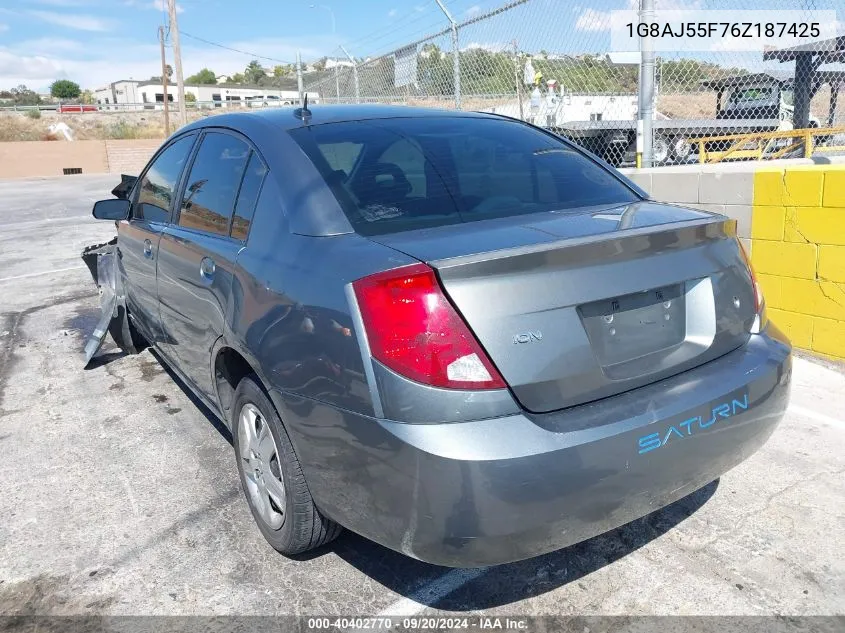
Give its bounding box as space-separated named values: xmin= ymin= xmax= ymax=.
xmin=180 ymin=104 xmax=499 ymax=134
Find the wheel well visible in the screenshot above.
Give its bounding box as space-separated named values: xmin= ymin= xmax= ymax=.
xmin=214 ymin=347 xmax=257 ymax=418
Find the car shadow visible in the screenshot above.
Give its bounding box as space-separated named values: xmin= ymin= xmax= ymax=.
xmin=147 ymin=348 xmax=233 ymax=446
xmin=142 ymin=348 xmax=717 ymax=610
xmin=321 ymin=479 xmax=718 ymax=611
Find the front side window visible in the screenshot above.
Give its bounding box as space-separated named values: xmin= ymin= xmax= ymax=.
xmin=179 ymin=132 xmax=250 ymax=237
xmin=134 ymin=134 xmax=195 ymax=223
xmin=289 ymin=117 xmax=639 ymax=236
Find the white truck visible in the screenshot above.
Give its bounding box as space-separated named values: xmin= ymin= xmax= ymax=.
xmin=482 ymin=72 xmax=822 ymax=166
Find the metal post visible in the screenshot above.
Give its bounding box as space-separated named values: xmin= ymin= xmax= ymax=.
xmin=167 ymin=0 xmax=186 ymax=126
xmin=637 ymin=0 xmax=656 ymax=167
xmin=296 ymin=51 xmax=305 ymax=106
xmin=340 ymin=45 xmax=359 ymax=102
xmin=793 ymin=52 xmax=814 ymax=130
xmin=334 ymin=61 xmax=340 ymax=104
xmin=513 ymin=40 xmax=523 ymax=121
xmin=434 ymin=0 xmax=460 ymax=110
xmin=158 ymin=26 xmax=170 ymax=136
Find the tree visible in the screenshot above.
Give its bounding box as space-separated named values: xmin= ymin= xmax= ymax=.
xmin=273 ymin=64 xmax=294 ymax=79
xmin=80 ymin=89 xmax=95 ymax=104
xmin=186 ymin=68 xmax=217 ymax=85
xmin=10 ymin=85 xmax=41 ymax=106
xmin=227 ymin=72 xmax=245 ymax=84
xmin=165 ymin=64 xmax=173 ymax=81
xmin=312 ymin=57 xmax=327 ymax=71
xmin=185 ymin=92 xmax=197 ymax=103
xmin=50 ymin=79 xmax=81 ymax=100
xmin=244 ymin=60 xmax=266 ymax=85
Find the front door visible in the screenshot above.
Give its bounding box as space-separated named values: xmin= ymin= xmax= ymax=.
xmin=117 ymin=134 xmax=196 ymax=343
xmin=156 ymin=130 xmax=267 ymax=399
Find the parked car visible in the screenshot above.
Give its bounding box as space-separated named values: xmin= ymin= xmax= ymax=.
xmin=86 ymin=105 xmax=792 ymax=567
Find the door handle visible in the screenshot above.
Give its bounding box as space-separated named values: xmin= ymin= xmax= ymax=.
xmin=143 ymin=239 xmax=153 ymax=258
xmin=200 ymin=256 xmax=216 ymax=279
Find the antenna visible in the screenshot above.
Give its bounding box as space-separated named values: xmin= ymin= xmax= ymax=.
xmin=294 ymin=93 xmax=312 ymax=123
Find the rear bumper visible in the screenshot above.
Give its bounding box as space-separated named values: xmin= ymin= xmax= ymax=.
xmin=273 ymin=325 xmax=791 ymax=567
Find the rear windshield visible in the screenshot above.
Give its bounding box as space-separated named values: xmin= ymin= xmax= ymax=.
xmin=288 ymin=116 xmax=639 ymax=236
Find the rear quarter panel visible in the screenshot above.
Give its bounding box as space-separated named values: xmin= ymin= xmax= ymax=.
xmin=227 ymin=176 xmax=417 ymax=420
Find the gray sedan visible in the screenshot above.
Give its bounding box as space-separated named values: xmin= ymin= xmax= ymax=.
xmin=86 ymin=105 xmax=791 ymax=567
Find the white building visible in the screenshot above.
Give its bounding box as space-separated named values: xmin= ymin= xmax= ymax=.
xmin=94 ymin=80 xmax=318 ymax=109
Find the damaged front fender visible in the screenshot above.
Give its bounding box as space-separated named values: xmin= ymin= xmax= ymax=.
xmin=81 ymin=237 xmax=142 ymax=365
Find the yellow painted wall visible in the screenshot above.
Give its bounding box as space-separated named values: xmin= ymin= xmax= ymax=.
xmin=751 ymin=165 xmax=845 ymax=360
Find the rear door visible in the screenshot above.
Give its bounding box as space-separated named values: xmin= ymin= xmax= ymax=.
xmin=156 ymin=130 xmax=267 ymax=399
xmin=117 ymin=134 xmax=196 ymax=343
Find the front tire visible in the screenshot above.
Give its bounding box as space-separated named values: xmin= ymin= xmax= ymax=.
xmin=232 ymin=375 xmax=342 ymax=555
xmin=108 ymin=304 xmax=146 ymax=354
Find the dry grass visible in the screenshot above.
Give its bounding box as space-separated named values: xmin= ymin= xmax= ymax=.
xmin=0 ymin=109 xmax=227 ymax=142
xmin=0 ymin=91 xmax=842 ymax=143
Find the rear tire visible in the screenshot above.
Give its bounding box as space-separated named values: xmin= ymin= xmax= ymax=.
xmin=232 ymin=375 xmax=342 ymax=555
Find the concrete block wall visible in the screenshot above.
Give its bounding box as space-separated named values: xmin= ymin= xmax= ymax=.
xmin=0 ymin=139 xmax=161 ymax=179
xmin=623 ymin=159 xmax=845 ymax=361
xmin=750 ymin=165 xmax=845 ymax=360
xmin=105 ymin=139 xmax=163 ymax=176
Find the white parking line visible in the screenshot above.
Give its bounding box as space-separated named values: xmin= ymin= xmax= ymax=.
xmin=0 ymin=265 xmax=86 ymax=283
xmin=376 ymin=568 xmax=487 ymax=618
xmin=789 ymin=405 xmax=845 ymax=430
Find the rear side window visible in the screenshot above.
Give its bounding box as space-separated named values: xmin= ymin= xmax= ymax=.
xmin=134 ymin=135 xmax=195 ymax=223
xmin=231 ymin=152 xmax=267 ymax=241
xmin=179 ymin=132 xmax=250 ymax=237
xmin=289 ymin=117 xmax=639 ymax=236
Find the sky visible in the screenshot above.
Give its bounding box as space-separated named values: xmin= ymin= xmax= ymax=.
xmin=0 ymin=0 xmax=841 ymax=93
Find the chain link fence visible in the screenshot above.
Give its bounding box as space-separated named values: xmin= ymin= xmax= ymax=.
xmin=299 ymin=0 xmax=844 ymax=167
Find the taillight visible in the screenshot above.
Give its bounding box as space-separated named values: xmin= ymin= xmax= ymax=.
xmin=737 ymin=239 xmax=763 ymax=314
xmin=352 ymin=263 xmax=506 ymax=390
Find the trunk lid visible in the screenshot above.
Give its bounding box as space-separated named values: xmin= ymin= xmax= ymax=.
xmin=369 ymin=202 xmax=756 ymax=413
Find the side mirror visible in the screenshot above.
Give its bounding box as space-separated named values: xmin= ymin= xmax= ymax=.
xmin=92 ymin=198 xmax=131 ymax=221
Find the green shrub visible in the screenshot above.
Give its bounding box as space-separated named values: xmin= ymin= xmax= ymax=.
xmin=25 ymin=109 xmax=41 ymax=119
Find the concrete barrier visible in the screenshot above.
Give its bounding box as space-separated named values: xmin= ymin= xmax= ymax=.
xmin=624 ymin=158 xmax=845 ymax=361
xmin=0 ymin=139 xmax=161 ymax=179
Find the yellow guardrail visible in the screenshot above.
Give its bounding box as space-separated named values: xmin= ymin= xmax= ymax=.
xmin=695 ymin=125 xmax=845 ymax=164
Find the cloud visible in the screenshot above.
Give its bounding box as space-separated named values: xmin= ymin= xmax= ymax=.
xmin=465 ymin=5 xmax=481 ymax=17
xmin=575 ymin=7 xmax=611 ymax=32
xmin=0 ymin=24 xmax=8 ymax=33
xmin=29 ymin=10 xmax=113 ymax=31
xmin=575 ymin=0 xmax=702 ymax=32
xmin=0 ymin=33 xmax=334 ymax=91
xmin=0 ymin=50 xmax=66 ymax=84
xmin=388 ymin=8 xmax=398 ymax=18
xmin=124 ymin=0 xmax=184 ymax=13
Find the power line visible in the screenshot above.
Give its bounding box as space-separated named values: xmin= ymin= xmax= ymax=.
xmin=179 ymin=30 xmax=296 ymax=65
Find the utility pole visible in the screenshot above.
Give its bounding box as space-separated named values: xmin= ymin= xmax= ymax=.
xmin=167 ymin=0 xmax=187 ymax=126
xmin=296 ymin=51 xmax=304 ymax=106
xmin=158 ymin=26 xmax=170 ymax=135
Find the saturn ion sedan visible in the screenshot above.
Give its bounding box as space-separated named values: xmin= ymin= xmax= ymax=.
xmin=88 ymin=105 xmax=792 ymax=567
